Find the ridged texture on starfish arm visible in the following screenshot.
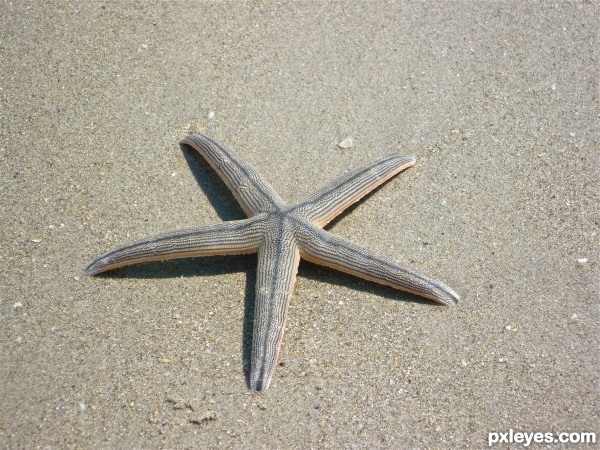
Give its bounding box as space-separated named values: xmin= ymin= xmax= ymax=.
xmin=293 ymin=155 xmax=415 ymax=227
xmin=250 ymin=219 xmax=301 ymax=391
xmin=298 ymin=223 xmax=459 ymax=306
xmin=180 ymin=134 xmax=285 ymax=216
xmin=86 ymin=219 xmax=263 ymax=275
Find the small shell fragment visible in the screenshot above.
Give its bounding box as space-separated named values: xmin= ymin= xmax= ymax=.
xmin=338 ymin=138 xmax=353 ymax=149
xmin=577 ymin=258 xmax=588 ymax=264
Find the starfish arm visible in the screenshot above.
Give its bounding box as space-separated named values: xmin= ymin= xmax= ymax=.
xmin=180 ymin=134 xmax=286 ymax=216
xmin=85 ymin=218 xmax=264 ymax=275
xmin=291 ymin=156 xmax=415 ymax=227
xmin=250 ymin=230 xmax=301 ymax=391
xmin=298 ymin=225 xmax=459 ymax=306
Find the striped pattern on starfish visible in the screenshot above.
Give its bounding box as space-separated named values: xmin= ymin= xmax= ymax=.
xmin=86 ymin=134 xmax=459 ymax=391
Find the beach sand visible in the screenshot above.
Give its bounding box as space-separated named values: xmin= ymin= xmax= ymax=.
xmin=1 ymin=2 xmax=598 ymax=447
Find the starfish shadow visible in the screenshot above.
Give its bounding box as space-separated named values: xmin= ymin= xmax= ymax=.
xmin=92 ymin=248 xmax=429 ymax=390
xmin=94 ymin=254 xmax=258 ymax=385
xmin=298 ymin=261 xmax=434 ymax=307
xmin=180 ymin=142 xmax=246 ymax=221
xmin=100 ymin=254 xmax=254 ymax=279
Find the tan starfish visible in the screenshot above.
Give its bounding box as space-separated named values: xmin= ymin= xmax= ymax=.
xmin=86 ymin=134 xmax=459 ymax=391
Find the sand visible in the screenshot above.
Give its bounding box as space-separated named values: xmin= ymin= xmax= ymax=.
xmin=1 ymin=2 xmax=598 ymax=448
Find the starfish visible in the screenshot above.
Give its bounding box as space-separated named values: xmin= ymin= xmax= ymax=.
xmin=86 ymin=134 xmax=459 ymax=391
